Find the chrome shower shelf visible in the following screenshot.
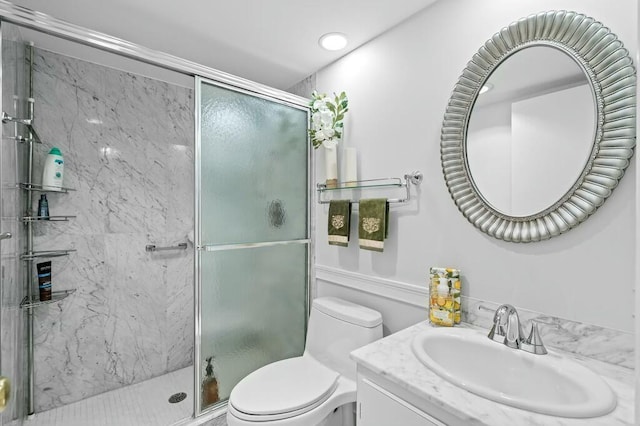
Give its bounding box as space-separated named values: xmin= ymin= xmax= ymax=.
xmin=20 ymin=289 xmax=76 ymax=309
xmin=18 ymin=183 xmax=76 ymax=193
xmin=21 ymin=215 xmax=76 ymax=222
xmin=316 ymin=171 xmax=423 ymax=205
xmin=3 ymin=135 xmax=41 ymax=144
xmin=21 ymin=249 xmax=76 ymax=261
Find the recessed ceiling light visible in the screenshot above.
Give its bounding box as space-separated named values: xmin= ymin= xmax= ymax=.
xmin=479 ymin=83 xmax=493 ymax=95
xmin=319 ymin=33 xmax=348 ymax=51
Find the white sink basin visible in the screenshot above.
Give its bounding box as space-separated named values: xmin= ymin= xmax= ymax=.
xmin=411 ymin=327 xmax=616 ymax=418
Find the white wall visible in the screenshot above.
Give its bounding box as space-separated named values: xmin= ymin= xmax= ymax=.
xmin=466 ymin=101 xmax=512 ymax=213
xmin=511 ymin=84 xmax=594 ymax=216
xmin=314 ymin=0 xmax=637 ymax=333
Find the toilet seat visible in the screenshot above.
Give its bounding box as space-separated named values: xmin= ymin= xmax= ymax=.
xmin=229 ymin=356 xmax=339 ymax=422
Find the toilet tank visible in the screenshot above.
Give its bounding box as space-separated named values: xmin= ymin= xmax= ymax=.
xmin=305 ymin=297 xmax=383 ymax=381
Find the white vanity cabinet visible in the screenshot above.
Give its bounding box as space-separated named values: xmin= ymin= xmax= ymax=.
xmin=357 ymin=375 xmax=447 ymax=426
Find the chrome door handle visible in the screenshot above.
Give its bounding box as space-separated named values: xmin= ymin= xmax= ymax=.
xmin=0 ymin=232 xmax=11 ymax=240
xmin=0 ymin=376 xmax=11 ymax=412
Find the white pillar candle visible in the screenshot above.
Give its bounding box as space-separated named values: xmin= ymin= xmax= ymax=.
xmin=343 ymin=147 xmax=357 ymax=187
xmin=324 ymin=146 xmax=338 ymax=188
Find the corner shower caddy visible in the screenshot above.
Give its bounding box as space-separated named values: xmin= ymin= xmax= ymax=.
xmin=3 ymin=43 xmax=76 ymax=415
xmin=316 ymin=171 xmax=423 ymax=205
xmin=4 ymin=113 xmax=78 ymax=310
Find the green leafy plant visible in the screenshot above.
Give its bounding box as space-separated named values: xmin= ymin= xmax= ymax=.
xmin=309 ymin=90 xmax=349 ymax=149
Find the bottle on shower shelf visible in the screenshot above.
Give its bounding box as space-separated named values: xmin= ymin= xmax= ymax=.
xmin=36 ymin=261 xmax=52 ymax=301
xmin=37 ymin=194 xmax=49 ymax=220
xmin=42 ymin=147 xmax=64 ymax=190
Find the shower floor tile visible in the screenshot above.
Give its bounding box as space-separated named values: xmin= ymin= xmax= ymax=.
xmin=27 ymin=366 xmax=194 ymax=426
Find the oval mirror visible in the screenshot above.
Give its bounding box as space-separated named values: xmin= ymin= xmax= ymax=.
xmin=466 ymin=46 xmax=596 ymax=217
xmin=441 ymin=11 xmax=636 ymax=242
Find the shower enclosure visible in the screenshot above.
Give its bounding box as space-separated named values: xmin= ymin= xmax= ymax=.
xmin=0 ymin=3 xmax=311 ymax=425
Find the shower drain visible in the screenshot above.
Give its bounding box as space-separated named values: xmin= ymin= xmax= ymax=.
xmin=169 ymin=392 xmax=187 ymax=403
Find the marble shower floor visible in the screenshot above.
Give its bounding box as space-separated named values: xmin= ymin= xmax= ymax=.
xmin=26 ymin=366 xmax=194 ymax=426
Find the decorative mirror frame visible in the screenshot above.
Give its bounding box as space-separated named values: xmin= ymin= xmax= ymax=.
xmin=441 ymin=10 xmax=636 ymax=242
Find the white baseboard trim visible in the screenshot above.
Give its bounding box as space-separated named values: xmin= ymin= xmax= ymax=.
xmin=315 ymin=265 xmax=428 ymax=308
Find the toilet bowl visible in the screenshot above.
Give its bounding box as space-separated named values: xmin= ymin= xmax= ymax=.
xmin=227 ymin=297 xmax=383 ymax=426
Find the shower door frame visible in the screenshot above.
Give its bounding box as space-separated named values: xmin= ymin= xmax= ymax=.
xmin=194 ymin=76 xmax=312 ymax=416
xmin=0 ymin=1 xmax=315 ymax=422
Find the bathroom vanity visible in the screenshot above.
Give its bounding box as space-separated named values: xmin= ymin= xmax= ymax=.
xmin=352 ymin=321 xmax=634 ymax=426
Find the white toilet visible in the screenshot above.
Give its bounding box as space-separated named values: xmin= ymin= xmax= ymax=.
xmin=226 ymin=297 xmax=383 ymax=426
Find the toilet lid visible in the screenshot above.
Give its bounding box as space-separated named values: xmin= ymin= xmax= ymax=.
xmin=230 ymin=356 xmax=339 ymax=417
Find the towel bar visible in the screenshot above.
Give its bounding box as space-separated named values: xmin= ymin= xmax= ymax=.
xmin=145 ymin=243 xmax=188 ymax=252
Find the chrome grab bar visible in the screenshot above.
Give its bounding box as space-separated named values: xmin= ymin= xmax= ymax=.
xmin=145 ymin=242 xmax=188 ymax=252
xmin=0 ymin=232 xmax=11 ymax=240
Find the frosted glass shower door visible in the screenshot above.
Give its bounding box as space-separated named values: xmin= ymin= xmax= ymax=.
xmin=196 ymin=78 xmax=309 ymax=413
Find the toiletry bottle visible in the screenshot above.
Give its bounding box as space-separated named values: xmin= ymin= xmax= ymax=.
xmin=429 ymin=267 xmax=461 ymax=326
xmin=36 ymin=261 xmax=52 ymax=301
xmin=42 ymin=147 xmax=64 ymax=190
xmin=37 ymin=194 xmax=49 ymax=220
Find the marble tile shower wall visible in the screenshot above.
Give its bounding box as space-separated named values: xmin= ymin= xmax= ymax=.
xmin=28 ymin=48 xmax=194 ymax=412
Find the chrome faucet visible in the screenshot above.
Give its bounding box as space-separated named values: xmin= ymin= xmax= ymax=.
xmin=488 ymin=304 xmax=524 ymax=348
xmin=488 ymin=304 xmax=547 ymax=355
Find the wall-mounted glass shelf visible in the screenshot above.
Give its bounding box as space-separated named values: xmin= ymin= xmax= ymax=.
xmin=316 ymin=171 xmax=423 ymax=205
xmin=21 ymin=249 xmax=76 ymax=261
xmin=317 ymin=177 xmax=404 ymax=192
xmin=18 ymin=183 xmax=75 ymax=192
xmin=20 ymin=289 xmax=76 ymax=309
xmin=21 ymin=215 xmax=76 ymax=222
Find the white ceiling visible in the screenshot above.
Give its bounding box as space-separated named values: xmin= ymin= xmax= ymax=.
xmin=9 ymin=0 xmax=438 ymax=90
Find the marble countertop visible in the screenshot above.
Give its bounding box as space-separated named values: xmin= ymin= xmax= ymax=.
xmin=351 ymin=321 xmax=634 ymax=426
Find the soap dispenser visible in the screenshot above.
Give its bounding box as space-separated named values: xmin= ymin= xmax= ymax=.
xmin=429 ymin=267 xmax=462 ymax=326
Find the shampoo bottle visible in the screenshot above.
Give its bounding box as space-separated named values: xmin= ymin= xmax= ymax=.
xmin=42 ymin=147 xmax=64 ymax=190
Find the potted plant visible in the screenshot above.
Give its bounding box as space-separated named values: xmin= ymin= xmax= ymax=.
xmin=309 ymin=91 xmax=349 ymax=188
xmin=202 ymin=356 xmax=219 ymax=407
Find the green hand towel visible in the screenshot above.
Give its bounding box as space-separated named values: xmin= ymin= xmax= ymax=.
xmin=359 ymin=198 xmax=389 ymax=252
xmin=328 ymin=200 xmax=352 ymax=247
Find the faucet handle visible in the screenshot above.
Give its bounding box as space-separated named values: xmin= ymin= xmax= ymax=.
xmin=487 ymin=304 xmax=510 ymax=342
xmin=487 ymin=323 xmax=503 ymax=343
xmin=521 ymin=321 xmax=548 ymax=355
